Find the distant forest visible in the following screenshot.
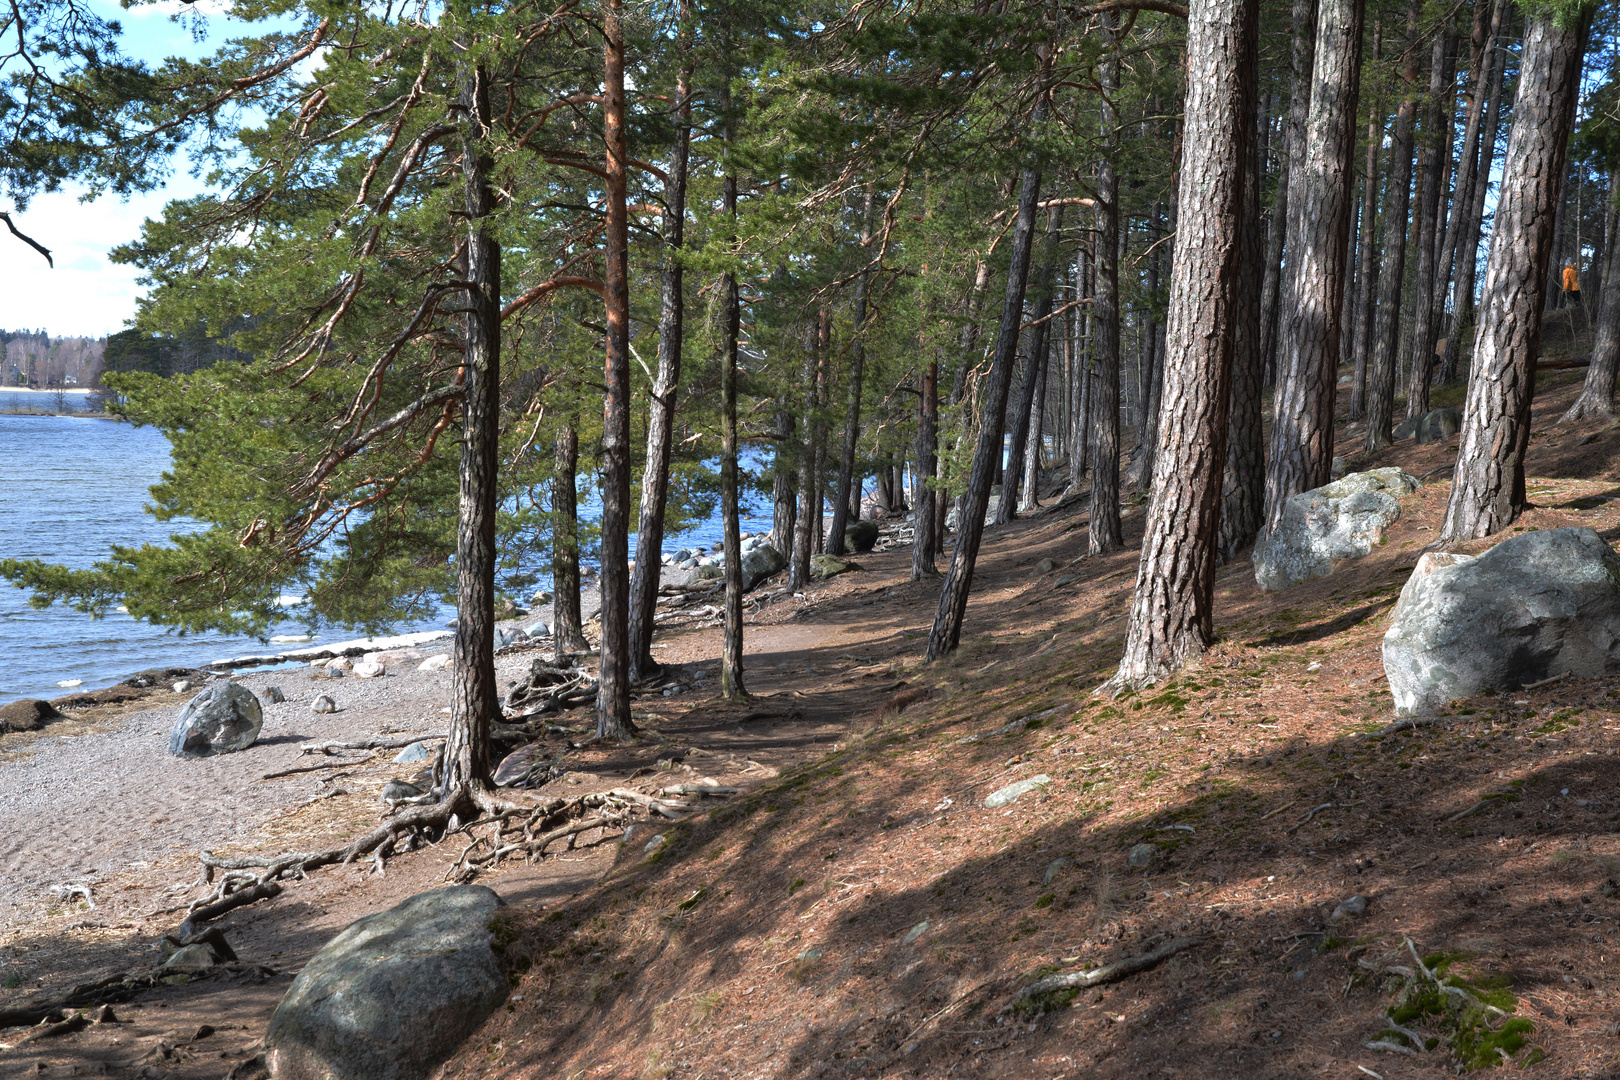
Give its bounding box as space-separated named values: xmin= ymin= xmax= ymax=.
xmin=1 ymin=326 xmax=250 ymax=388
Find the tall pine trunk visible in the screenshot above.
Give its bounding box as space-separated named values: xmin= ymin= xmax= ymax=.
xmin=927 ymin=91 xmax=1046 ymax=660
xmin=1107 ymin=0 xmax=1257 ymax=690
xmin=1363 ymin=0 xmax=1421 ymax=452
xmin=551 ymin=421 xmax=589 ymax=659
xmin=595 ymin=0 xmax=635 ymax=741
xmin=1020 ymin=350 xmax=1048 ymax=513
xmin=1000 ymin=205 xmax=1061 ymax=522
xmin=788 ymin=315 xmax=824 ymax=591
xmin=719 ymin=162 xmax=746 ymax=699
xmin=1442 ymin=8 xmax=1591 ymax=540
xmin=1565 ymin=171 xmax=1620 ymax=421
xmin=627 ymin=37 xmax=691 ymax=685
xmin=1089 ymin=20 xmax=1124 ymax=554
xmin=828 ymin=190 xmax=875 ymax=555
xmin=440 ymin=56 xmax=500 ymax=795
xmin=1404 ymin=27 xmax=1452 ymax=421
xmin=1260 ymin=0 xmax=1365 ymax=538
xmin=1219 ymin=87 xmax=1268 ymax=563
xmin=772 ymin=408 xmax=797 ymax=551
xmin=1349 ymin=22 xmax=1383 ymax=423
xmin=912 ymin=356 xmax=939 ymax=578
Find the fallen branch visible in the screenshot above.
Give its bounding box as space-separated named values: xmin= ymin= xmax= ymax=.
xmin=178 ymin=881 xmax=283 ymax=939
xmin=1287 ymin=803 xmax=1335 ymax=832
xmin=1521 ymin=669 xmax=1572 ymax=692
xmin=1258 ymin=800 xmax=1298 ymax=822
xmin=1363 ymin=1039 xmax=1417 ymax=1056
xmin=14 ymin=1013 xmax=87 ymax=1044
xmin=260 ymin=753 xmax=375 ymax=780
xmin=299 ymin=733 xmax=445 ymax=756
xmin=1013 ymin=937 xmax=1203 ymax=1002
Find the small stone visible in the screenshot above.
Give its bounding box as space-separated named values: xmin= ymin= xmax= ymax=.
xmin=191 ymin=1024 xmax=215 ymax=1041
xmin=394 ymin=742 xmax=434 ymax=763
xmin=1127 ymin=844 xmax=1157 ymax=869
xmin=264 ymin=686 xmax=286 ymax=704
xmin=92 ymin=1005 xmax=117 ymax=1024
xmin=1043 ymin=857 xmax=1072 ymax=885
xmin=1331 ymin=895 xmax=1368 ymax=920
xmin=1034 ymin=558 xmax=1056 ymax=575
xmin=903 ymin=921 xmax=929 ymax=945
xmin=381 ymin=780 xmax=424 ymax=805
xmin=311 ymin=694 xmax=338 ymax=714
xmin=325 ymin=656 xmax=352 ymax=671
xmin=172 ymin=680 xmax=193 ymax=694
xmin=419 ymin=654 xmax=452 ymax=672
xmin=1053 ymin=574 xmax=1077 ymax=587
xmin=645 ymin=834 xmax=667 ymax=854
xmin=353 ymin=661 xmax=386 ymax=679
xmin=983 ymin=775 xmax=1052 ymax=809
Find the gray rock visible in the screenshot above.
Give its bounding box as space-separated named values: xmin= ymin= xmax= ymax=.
xmin=1331 ymin=895 xmax=1368 ymax=920
xmin=1393 ymin=417 xmax=1419 ymax=440
xmin=161 ymin=944 xmax=217 ymax=974
xmin=1127 ymin=843 xmax=1157 ymax=869
xmin=1252 ymin=468 xmax=1419 ymax=591
xmin=1034 ymin=558 xmax=1056 ymax=575
xmin=168 ymin=682 xmax=264 ymax=758
xmin=264 ymin=686 xmax=286 ymax=705
xmin=0 ymin=698 xmax=64 ymax=734
xmin=844 ymin=519 xmax=880 ymax=553
xmin=740 ymin=542 xmax=787 ymax=591
xmin=1415 ymin=407 xmax=1462 ymax=444
xmin=352 ymin=661 xmax=386 ymax=679
xmin=1330 ymin=455 xmax=1346 ymax=480
xmin=903 ymin=921 xmax=929 ymax=944
xmin=265 ymin=886 xmax=508 ymax=1080
xmin=380 ymin=780 xmax=424 ymax=804
xmin=393 ymin=742 xmax=434 ymax=763
xmin=1053 ymin=573 xmax=1077 ymax=587
xmin=172 ymin=680 xmax=194 ymax=694
xmin=984 ymin=774 xmax=1052 ymax=809
xmin=690 ymin=564 xmax=724 ymax=582
xmin=810 ymin=553 xmax=859 ymax=580
xmin=311 ymin=694 xmax=338 ymax=714
xmin=1383 ymin=527 xmax=1620 ymax=715
xmin=418 ymin=654 xmax=451 ymax=673
xmin=1043 ymin=857 xmax=1072 ymax=885
xmin=644 ymin=833 xmax=667 ymax=854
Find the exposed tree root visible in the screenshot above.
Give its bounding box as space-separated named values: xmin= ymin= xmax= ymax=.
xmin=298 ymin=734 xmax=445 ymax=755
xmin=1014 ymin=937 xmax=1204 ymax=1007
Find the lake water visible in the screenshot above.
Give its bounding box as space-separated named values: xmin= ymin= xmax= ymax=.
xmin=0 ymin=414 xmax=780 ymax=705
xmin=0 ymin=389 xmax=97 ymax=413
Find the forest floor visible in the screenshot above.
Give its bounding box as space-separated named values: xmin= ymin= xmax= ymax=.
xmin=7 ymin=361 xmax=1620 ymax=1079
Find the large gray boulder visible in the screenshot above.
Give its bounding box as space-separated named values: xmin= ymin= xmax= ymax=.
xmin=739 ymin=541 xmax=786 ymax=591
xmin=265 ymin=886 xmax=509 ymax=1080
xmin=168 ymin=682 xmax=263 ymax=758
xmin=1252 ymin=468 xmax=1419 ymax=591
xmin=844 ymin=518 xmax=880 ymax=553
xmin=1383 ymin=527 xmax=1620 ymax=715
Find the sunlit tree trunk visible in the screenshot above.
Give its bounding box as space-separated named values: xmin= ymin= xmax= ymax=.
xmin=1089 ymin=19 xmax=1124 ymax=554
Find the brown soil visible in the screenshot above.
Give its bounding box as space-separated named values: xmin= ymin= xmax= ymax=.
xmin=7 ymin=367 xmax=1620 ymax=1079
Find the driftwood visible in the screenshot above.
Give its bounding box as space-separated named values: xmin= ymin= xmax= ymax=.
xmin=299 ymin=734 xmax=444 ymax=756
xmin=505 ymin=660 xmax=596 ymax=716
xmin=1014 ymin=937 xmax=1203 ymax=1004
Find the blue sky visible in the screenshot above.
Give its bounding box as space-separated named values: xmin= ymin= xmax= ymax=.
xmin=1 ymin=0 xmax=254 ymax=338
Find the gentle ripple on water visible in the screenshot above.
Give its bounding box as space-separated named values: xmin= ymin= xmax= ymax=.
xmin=0 ymin=415 xmax=787 ymax=704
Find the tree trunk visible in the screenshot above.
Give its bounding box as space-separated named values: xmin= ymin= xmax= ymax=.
xmin=627 ymin=37 xmax=691 ymax=685
xmin=1219 ymin=83 xmax=1268 ymax=563
xmin=788 ymin=313 xmax=826 ymax=591
xmin=551 ymin=421 xmax=588 ymax=659
xmin=1000 ymin=205 xmax=1062 ymax=522
xmin=1565 ymin=173 xmax=1620 ymax=421
xmin=1106 ymin=0 xmax=1257 ymax=691
xmin=1404 ymin=26 xmax=1452 ymax=421
xmin=595 ymin=0 xmax=635 ymax=741
xmin=1440 ymin=0 xmax=1511 ymax=385
xmin=719 ymin=162 xmax=746 ymax=699
xmin=828 ymin=190 xmax=875 ymax=556
xmin=927 ymin=92 xmax=1046 ymax=661
xmin=1349 ymin=26 xmax=1383 ymax=424
xmin=1362 ymin=0 xmax=1421 ymax=452
xmin=1020 ymin=346 xmax=1048 ymax=513
xmin=439 ymin=56 xmax=500 ymax=795
xmin=1069 ymin=245 xmax=1092 ymax=492
xmin=1260 ymin=0 xmax=1366 ymax=537
xmin=772 ymin=408 xmax=797 ymax=551
xmin=1260 ymin=0 xmax=1319 ymax=389
xmin=1441 ymin=8 xmax=1590 ymax=541
xmin=912 ymin=356 xmax=939 ymax=578
xmin=1089 ymin=21 xmax=1125 ymax=555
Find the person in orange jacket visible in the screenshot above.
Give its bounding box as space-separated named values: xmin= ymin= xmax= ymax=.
xmin=1561 ymin=262 xmax=1581 ymax=308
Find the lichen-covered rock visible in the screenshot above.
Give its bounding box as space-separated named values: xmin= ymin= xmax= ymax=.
xmin=1252 ymin=468 xmax=1419 ymax=591
xmin=168 ymin=682 xmax=263 ymax=758
xmin=265 ymin=886 xmax=508 ymax=1080
xmin=1383 ymin=527 xmax=1620 ymax=715
xmin=810 ymin=554 xmax=859 ymax=580
xmin=740 ymin=542 xmax=786 ymax=591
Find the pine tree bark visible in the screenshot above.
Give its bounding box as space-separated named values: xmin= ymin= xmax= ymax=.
xmin=828 ymin=190 xmax=875 ymax=556
xmin=772 ymin=408 xmax=797 ymax=550
xmin=1105 ymin=0 xmax=1257 ymax=690
xmin=1363 ymin=0 xmax=1421 ymax=452
xmin=1349 ymin=22 xmax=1382 ymax=423
xmin=789 ymin=311 xmax=828 ymax=590
xmin=595 ymin=0 xmax=635 ymax=741
xmin=1441 ymin=7 xmax=1591 ymax=541
xmin=927 ymin=91 xmax=1046 ymax=661
xmin=1089 ymin=20 xmax=1124 ymax=555
xmin=1219 ymin=88 xmax=1268 ymax=563
xmin=1404 ymin=27 xmax=1452 ymax=421
xmin=912 ymin=356 xmax=939 ymax=578
xmin=1440 ymin=0 xmax=1511 ymax=385
xmin=1069 ymin=246 xmax=1092 ymax=493
xmin=627 ymin=37 xmax=691 ymax=685
xmin=1260 ymin=0 xmax=1366 ymax=537
xmin=440 ymin=56 xmax=500 ymax=794
xmin=1000 ymin=205 xmax=1062 ymax=522
xmin=719 ymin=163 xmax=746 ymax=699
xmin=1020 ymin=348 xmax=1048 ymax=513
xmin=551 ymin=421 xmax=589 ymax=660
xmin=1260 ymin=0 xmax=1319 ymax=388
